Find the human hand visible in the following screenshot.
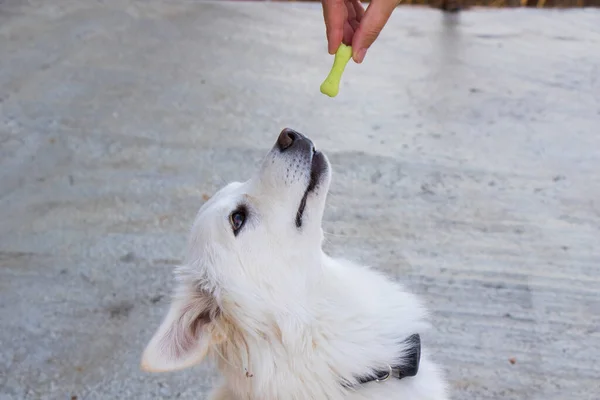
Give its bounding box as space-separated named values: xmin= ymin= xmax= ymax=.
xmin=321 ymin=0 xmax=399 ymax=63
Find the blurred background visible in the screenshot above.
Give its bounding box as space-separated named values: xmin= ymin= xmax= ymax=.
xmin=1 ymin=1 xmax=599 ymax=399
xmin=284 ymin=0 xmax=600 ymax=10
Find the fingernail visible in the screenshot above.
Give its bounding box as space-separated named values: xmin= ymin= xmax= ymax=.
xmin=354 ymin=48 xmax=367 ymax=63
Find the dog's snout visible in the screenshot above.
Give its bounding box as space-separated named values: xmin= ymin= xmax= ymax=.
xmin=277 ymin=128 xmax=311 ymax=152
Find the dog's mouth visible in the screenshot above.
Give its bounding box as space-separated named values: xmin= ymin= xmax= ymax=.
xmin=295 ymin=150 xmax=327 ymax=228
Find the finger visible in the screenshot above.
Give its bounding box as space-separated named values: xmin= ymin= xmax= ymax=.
xmin=346 ymin=0 xmax=356 ymax=21
xmin=348 ymin=0 xmax=363 ymax=32
xmin=343 ymin=21 xmax=354 ymax=45
xmin=344 ymin=1 xmax=357 ymax=42
xmin=352 ymin=0 xmax=398 ymax=62
xmin=350 ymin=0 xmax=365 ymax=21
xmin=322 ymin=0 xmax=347 ymax=54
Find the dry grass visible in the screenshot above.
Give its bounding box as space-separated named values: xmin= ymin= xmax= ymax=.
xmin=275 ymin=0 xmax=600 ymax=8
xmin=414 ymin=0 xmax=598 ymax=7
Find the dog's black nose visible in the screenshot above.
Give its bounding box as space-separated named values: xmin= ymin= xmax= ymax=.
xmin=277 ymin=128 xmax=309 ymax=152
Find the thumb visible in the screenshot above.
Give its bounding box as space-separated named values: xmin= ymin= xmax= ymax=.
xmin=352 ymin=0 xmax=398 ymax=63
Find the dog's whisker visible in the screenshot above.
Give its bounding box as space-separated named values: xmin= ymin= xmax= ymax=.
xmin=208 ymin=164 xmax=228 ymax=188
xmin=323 ymin=231 xmax=376 ymax=240
xmin=321 ymin=235 xmax=334 ymax=247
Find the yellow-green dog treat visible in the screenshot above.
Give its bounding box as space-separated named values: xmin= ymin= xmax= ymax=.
xmin=320 ymin=44 xmax=352 ymax=98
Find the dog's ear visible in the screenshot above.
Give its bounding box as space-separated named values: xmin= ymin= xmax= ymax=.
xmin=141 ymin=284 xmax=221 ymax=373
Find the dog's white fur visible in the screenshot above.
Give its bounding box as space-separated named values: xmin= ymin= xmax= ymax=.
xmin=141 ymin=131 xmax=449 ymax=400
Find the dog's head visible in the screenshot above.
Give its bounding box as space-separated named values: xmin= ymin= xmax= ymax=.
xmin=141 ymin=128 xmax=331 ymax=372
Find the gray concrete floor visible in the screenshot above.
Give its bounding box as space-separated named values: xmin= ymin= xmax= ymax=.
xmin=1 ymin=1 xmax=599 ymax=399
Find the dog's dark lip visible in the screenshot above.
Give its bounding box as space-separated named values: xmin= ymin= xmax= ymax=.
xmin=295 ymin=151 xmax=326 ymax=228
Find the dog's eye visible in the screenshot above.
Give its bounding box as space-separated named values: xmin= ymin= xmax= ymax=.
xmin=229 ymin=208 xmax=246 ymax=235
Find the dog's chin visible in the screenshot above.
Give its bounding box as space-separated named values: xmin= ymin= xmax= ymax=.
xmin=295 ymin=151 xmax=329 ymax=229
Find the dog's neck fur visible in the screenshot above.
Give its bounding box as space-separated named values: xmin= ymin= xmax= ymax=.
xmin=208 ymin=252 xmax=431 ymax=400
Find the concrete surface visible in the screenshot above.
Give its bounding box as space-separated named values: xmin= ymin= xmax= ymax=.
xmin=1 ymin=1 xmax=599 ymax=399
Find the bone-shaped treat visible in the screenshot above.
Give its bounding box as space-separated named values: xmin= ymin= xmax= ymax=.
xmin=320 ymin=44 xmax=352 ymax=98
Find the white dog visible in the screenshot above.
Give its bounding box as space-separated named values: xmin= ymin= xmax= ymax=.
xmin=141 ymin=129 xmax=449 ymax=400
